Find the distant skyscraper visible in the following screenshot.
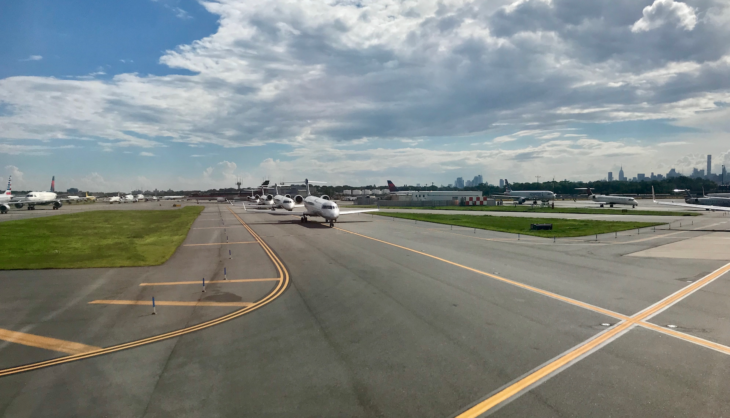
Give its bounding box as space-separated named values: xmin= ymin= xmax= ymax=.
xmin=471 ymin=175 xmax=483 ymax=186
xmin=707 ymin=155 xmax=712 ymax=177
xmin=465 ymin=180 xmax=473 ymax=187
xmin=499 ymin=179 xmax=504 ymax=188
xmin=637 ymin=173 xmax=646 ymax=181
xmin=666 ymin=168 xmax=679 ymax=178
xmin=618 ymin=166 xmax=626 ymax=181
xmin=723 ymin=165 xmax=727 ymax=184
xmin=608 ymin=172 xmax=613 ymax=181
xmin=455 ymin=177 xmax=464 ymax=189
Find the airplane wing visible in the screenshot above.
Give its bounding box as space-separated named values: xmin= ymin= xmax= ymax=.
xmin=490 ymin=194 xmax=519 ymax=199
xmin=652 ymin=187 xmax=730 ymax=212
xmin=338 ymin=209 xmax=380 ymax=215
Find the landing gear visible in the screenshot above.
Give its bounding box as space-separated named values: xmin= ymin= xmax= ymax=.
xmin=300 ymin=216 xmax=308 ymax=223
xmin=609 ymin=203 xmax=614 ymax=208
xmin=599 ymin=204 xmax=604 ymax=208
xmin=329 ymin=220 xmax=334 ymax=228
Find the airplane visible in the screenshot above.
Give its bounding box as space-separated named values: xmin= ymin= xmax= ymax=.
xmin=0 ymin=176 xmax=14 ymax=214
xmin=672 ymin=189 xmax=730 ymax=208
xmin=136 ymin=193 xmax=145 ymax=202
xmin=159 ymin=195 xmax=185 ymax=200
xmin=85 ymin=192 xmax=97 ymax=202
xmin=109 ymin=194 xmax=122 ymax=204
xmin=245 ymin=179 xmax=379 ymax=227
xmin=493 ymin=179 xmax=555 ymax=204
xmin=247 ymin=180 xmax=270 ymax=203
xmin=577 ymin=187 xmax=638 ymax=208
xmin=653 ymin=187 xmax=730 ymax=211
xmin=122 ymin=194 xmax=137 ymax=203
xmin=387 ymin=180 xmax=401 ymax=193
xmin=244 ymin=183 xmax=297 ymax=211
xmin=66 ymin=195 xmax=84 ymax=202
xmin=10 ymin=176 xmax=66 ymax=210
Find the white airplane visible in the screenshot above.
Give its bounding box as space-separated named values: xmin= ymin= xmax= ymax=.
xmin=245 ymin=179 xmax=378 ymax=227
xmin=9 ymin=176 xmax=67 ymax=210
xmin=67 ymin=196 xmax=84 ymax=201
xmin=493 ymin=179 xmax=555 ymax=204
xmin=122 ymin=194 xmax=136 ymax=203
xmin=577 ymin=187 xmax=638 ymax=208
xmin=244 ymin=183 xmax=297 ymax=211
xmin=109 ymin=195 xmax=122 ymax=204
xmin=136 ymin=194 xmax=145 ymax=201
xmin=160 ymin=195 xmax=185 ymax=200
xmin=655 ymin=188 xmax=730 ymax=210
xmin=246 ymin=180 xmax=270 ymax=203
xmin=0 ymin=176 xmax=14 ymax=214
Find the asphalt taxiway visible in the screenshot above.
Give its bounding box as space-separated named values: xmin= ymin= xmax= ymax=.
xmin=0 ymin=203 xmax=728 ymax=417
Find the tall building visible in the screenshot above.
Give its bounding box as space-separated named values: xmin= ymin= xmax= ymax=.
xmin=608 ymin=172 xmax=613 ymax=181
xmin=455 ymin=177 xmax=464 ymax=189
xmin=707 ymin=155 xmax=712 ymax=177
xmin=618 ymin=166 xmax=626 ymax=181
xmin=637 ymin=173 xmax=646 ymax=181
xmin=723 ymin=165 xmax=727 ymax=184
xmin=499 ymin=179 xmax=504 ymax=188
xmin=472 ymin=175 xmax=483 ymax=186
xmin=666 ymin=168 xmax=679 ymax=178
xmin=465 ymin=180 xmax=473 ymax=187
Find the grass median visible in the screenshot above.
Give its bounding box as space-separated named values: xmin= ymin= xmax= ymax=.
xmin=374 ymin=212 xmax=663 ymax=238
xmin=0 ymin=206 xmax=204 ymax=269
xmin=353 ymin=205 xmax=697 ymax=216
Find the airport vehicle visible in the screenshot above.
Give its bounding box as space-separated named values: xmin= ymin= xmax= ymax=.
xmin=653 ymin=187 xmax=730 ymax=211
xmin=11 ymin=176 xmax=65 ymax=210
xmin=577 ymin=187 xmax=638 ymax=208
xmin=248 ymin=179 xmax=379 ymax=227
xmin=493 ymin=180 xmax=555 ymax=204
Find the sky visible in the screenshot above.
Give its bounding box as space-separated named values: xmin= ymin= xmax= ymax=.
xmin=1 ymin=0 xmax=730 ymax=191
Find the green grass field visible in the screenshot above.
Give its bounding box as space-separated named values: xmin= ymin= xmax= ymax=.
xmin=353 ymin=205 xmax=697 ymax=216
xmin=0 ymin=206 xmax=204 ymax=269
xmin=374 ymin=212 xmax=663 ymax=238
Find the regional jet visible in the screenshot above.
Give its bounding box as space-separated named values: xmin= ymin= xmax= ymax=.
xmin=493 ymin=180 xmax=555 ymax=204
xmin=577 ymin=188 xmax=638 ymax=208
xmin=246 ymin=179 xmax=378 ymax=227
xmin=0 ymin=176 xmax=14 ymax=214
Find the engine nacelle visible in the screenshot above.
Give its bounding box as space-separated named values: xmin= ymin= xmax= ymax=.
xmin=53 ymin=201 xmax=63 ymax=209
xmin=285 ymin=194 xmax=291 ymax=199
xmin=14 ymin=202 xmax=24 ymax=209
xmin=254 ymin=194 xmax=260 ymax=199
xmin=321 ymin=195 xmax=330 ymax=200
xmin=266 ymin=194 xmax=274 ymax=201
xmin=517 ymin=197 xmax=526 ymax=204
xmin=0 ymin=204 xmax=8 ymax=214
xmin=294 ymin=195 xmax=304 ymax=204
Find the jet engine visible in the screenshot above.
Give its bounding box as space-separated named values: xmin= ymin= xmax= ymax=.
xmin=0 ymin=203 xmax=8 ymax=214
xmin=266 ymin=194 xmax=274 ymax=201
xmin=254 ymin=194 xmax=261 ymax=199
xmin=53 ymin=201 xmax=63 ymax=209
xmin=517 ymin=197 xmax=526 ymax=204
xmin=294 ymin=195 xmax=304 ymax=204
xmin=14 ymin=202 xmax=24 ymax=209
xmin=321 ymin=195 xmax=331 ymax=200
xmin=285 ymin=194 xmax=291 ymax=198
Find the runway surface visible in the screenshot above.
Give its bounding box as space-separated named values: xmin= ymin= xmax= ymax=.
xmin=0 ymin=203 xmax=729 ymax=417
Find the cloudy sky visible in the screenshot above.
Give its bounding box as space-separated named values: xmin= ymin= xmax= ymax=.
xmin=1 ymin=0 xmax=730 ymax=191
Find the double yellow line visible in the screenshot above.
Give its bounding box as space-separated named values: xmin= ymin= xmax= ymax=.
xmin=0 ymin=207 xmax=289 ymax=378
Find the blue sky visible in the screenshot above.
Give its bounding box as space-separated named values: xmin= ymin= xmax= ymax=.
xmin=1 ymin=0 xmax=730 ymax=191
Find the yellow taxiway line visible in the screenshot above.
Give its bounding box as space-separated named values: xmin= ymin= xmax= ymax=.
xmin=0 ymin=206 xmax=289 ymax=378
xmin=0 ymin=328 xmax=101 ymax=355
xmin=332 ymin=226 xmax=730 ymax=417
xmin=183 ymin=241 xmax=257 ymax=246
xmin=89 ymin=300 xmax=254 ymax=307
xmin=139 ymin=278 xmax=280 ymax=286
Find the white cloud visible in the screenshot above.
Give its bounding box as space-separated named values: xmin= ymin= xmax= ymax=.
xmin=537 ymin=132 xmax=561 ymax=140
xmin=139 ymin=151 xmax=155 ymax=156
xmin=657 ymin=141 xmax=690 ymax=146
xmin=632 ymin=0 xmax=697 ymax=32
xmin=5 ymin=165 xmax=24 ymax=183
xmin=19 ymin=55 xmax=42 ymax=62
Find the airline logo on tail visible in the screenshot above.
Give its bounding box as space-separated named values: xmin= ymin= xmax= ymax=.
xmin=387 ymin=180 xmax=399 ymax=192
xmin=4 ymin=176 xmax=11 ymax=196
xmin=50 ymin=176 xmax=55 ymax=192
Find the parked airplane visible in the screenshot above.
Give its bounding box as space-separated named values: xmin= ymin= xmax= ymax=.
xmin=122 ymin=194 xmax=136 ymax=203
xmin=160 ymin=195 xmax=185 ymax=200
xmin=109 ymin=195 xmax=122 ymax=204
xmin=11 ymin=176 xmax=65 ymax=210
xmin=247 ymin=180 xmax=271 ymax=203
xmin=246 ymin=179 xmax=378 ymax=227
xmin=387 ymin=180 xmax=400 ymax=193
xmin=136 ymin=194 xmax=145 ymax=201
xmin=653 ymin=187 xmax=730 ymax=211
xmin=577 ymin=187 xmax=638 ymax=208
xmin=85 ymin=192 xmax=97 ymax=202
xmin=493 ymin=180 xmax=555 ymax=204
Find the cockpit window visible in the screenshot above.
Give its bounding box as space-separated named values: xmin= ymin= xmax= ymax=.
xmin=322 ymin=205 xmax=335 ymax=210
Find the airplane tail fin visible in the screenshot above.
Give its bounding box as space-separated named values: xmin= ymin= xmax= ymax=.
xmin=50 ymin=176 xmax=55 ymax=192
xmin=586 ymin=187 xmax=593 ymax=196
xmin=4 ymin=176 xmax=11 ymax=195
xmin=652 ymin=186 xmax=656 ymax=202
xmin=387 ymin=180 xmax=399 ymax=192
xmin=504 ymin=179 xmax=512 ymax=192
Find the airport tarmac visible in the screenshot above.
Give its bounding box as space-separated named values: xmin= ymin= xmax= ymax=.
xmin=0 ymin=203 xmax=729 ymax=417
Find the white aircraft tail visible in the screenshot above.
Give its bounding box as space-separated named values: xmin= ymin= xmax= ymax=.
xmin=281 ymin=179 xmax=326 ymax=196
xmin=4 ymin=176 xmax=11 ymax=196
